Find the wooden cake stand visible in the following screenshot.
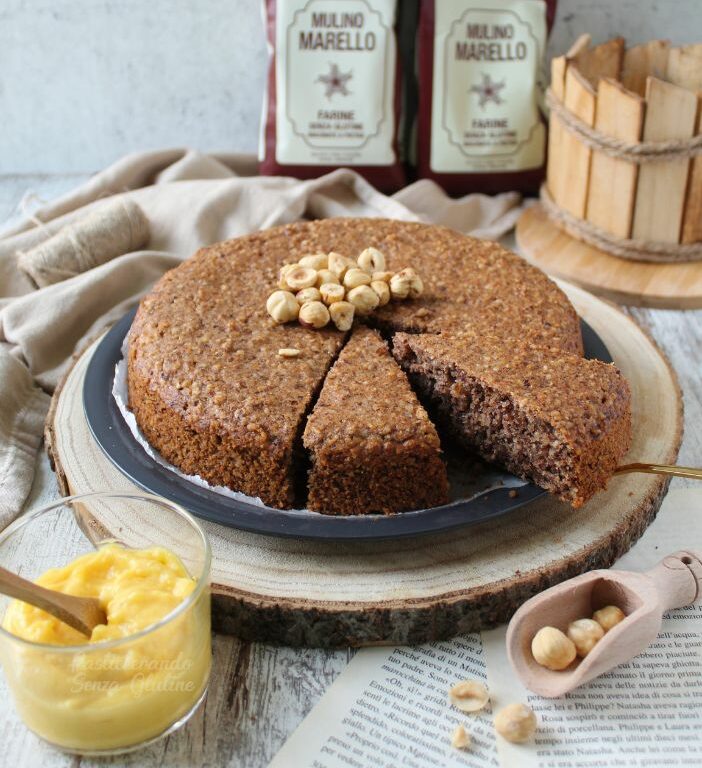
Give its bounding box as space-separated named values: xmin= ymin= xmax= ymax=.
xmin=517 ymin=205 xmax=702 ymax=309
xmin=46 ymin=282 xmax=682 ymax=647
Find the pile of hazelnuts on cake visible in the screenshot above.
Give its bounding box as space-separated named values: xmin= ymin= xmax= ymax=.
xmin=266 ymin=247 xmax=424 ymax=332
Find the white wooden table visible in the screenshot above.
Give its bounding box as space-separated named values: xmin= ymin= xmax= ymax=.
xmin=0 ymin=176 xmax=700 ymax=768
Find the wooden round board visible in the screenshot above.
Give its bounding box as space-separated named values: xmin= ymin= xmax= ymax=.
xmin=46 ymin=281 xmax=682 ymax=647
xmin=517 ymin=205 xmax=702 ymax=309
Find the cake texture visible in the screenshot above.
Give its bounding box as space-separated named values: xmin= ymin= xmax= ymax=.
xmin=392 ymin=331 xmax=632 ymax=508
xmin=128 ymin=218 xmax=586 ymax=511
xmin=303 ymin=327 xmax=449 ymax=515
xmin=127 ymin=254 xmax=348 ymax=509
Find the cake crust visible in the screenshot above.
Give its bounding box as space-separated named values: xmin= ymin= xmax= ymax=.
xmin=304 ymin=327 xmax=449 ymax=515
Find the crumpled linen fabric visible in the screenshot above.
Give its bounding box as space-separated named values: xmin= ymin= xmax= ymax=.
xmin=0 ymin=148 xmax=523 ymax=527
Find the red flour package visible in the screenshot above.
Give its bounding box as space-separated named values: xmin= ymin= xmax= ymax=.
xmin=416 ymin=0 xmax=557 ymax=195
xmin=260 ymin=0 xmax=406 ymax=192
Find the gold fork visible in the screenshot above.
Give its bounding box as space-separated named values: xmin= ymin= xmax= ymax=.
xmin=615 ymin=463 xmax=702 ymax=481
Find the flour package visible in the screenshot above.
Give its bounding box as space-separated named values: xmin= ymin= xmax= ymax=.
xmin=260 ymin=0 xmax=407 ymax=192
xmin=416 ymin=0 xmax=557 ymax=195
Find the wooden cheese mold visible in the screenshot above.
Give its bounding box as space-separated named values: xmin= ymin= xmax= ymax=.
xmin=546 ymin=36 xmax=702 ymax=254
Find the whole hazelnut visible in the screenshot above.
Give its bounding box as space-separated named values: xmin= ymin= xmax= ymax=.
xmin=448 ymin=680 xmax=489 ymax=713
xmin=298 ymin=301 xmax=330 ymax=329
xmin=567 ymin=618 xmax=604 ymax=657
xmin=329 ymin=301 xmax=355 ymax=331
xmin=494 ymin=704 xmax=537 ymax=743
xmin=357 ymin=247 xmax=386 ymax=274
xmin=395 ymin=267 xmax=423 ymax=299
xmin=389 ymin=271 xmax=410 ymax=300
xmin=346 ymin=285 xmax=380 ymax=315
xmin=316 ymin=269 xmax=340 ymax=287
xmin=343 ymin=268 xmax=372 ymax=290
xmin=320 ymin=283 xmax=345 ymax=305
xmin=296 ymin=287 xmax=322 ymax=305
xmin=531 ymin=626 xmax=577 ymax=670
xmin=593 ymin=605 xmax=626 ymax=632
xmin=370 ymin=280 xmax=390 ymax=307
xmin=286 ymin=266 xmax=318 ymax=291
xmin=299 ymin=253 xmax=328 ymax=270
xmin=328 ymin=252 xmax=355 ymax=279
xmin=278 ymin=264 xmax=297 ymax=291
xmin=266 ymin=291 xmax=299 ymax=324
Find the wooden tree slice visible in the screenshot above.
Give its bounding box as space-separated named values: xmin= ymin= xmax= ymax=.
xmin=46 ymin=282 xmax=682 ymax=647
xmin=517 ymin=205 xmax=702 ymax=309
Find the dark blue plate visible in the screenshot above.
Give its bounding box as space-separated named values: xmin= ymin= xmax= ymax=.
xmin=83 ymin=309 xmax=612 ymax=541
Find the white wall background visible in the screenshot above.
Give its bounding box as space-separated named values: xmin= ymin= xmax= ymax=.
xmin=0 ymin=0 xmax=699 ymax=174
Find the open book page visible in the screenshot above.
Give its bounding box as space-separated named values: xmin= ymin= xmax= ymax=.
xmin=268 ymin=636 xmax=499 ymax=767
xmin=270 ymin=488 xmax=702 ymax=768
xmin=483 ymin=487 xmax=702 ymax=768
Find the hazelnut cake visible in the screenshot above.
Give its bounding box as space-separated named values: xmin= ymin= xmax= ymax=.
xmin=392 ymin=331 xmax=632 ymax=508
xmin=127 ymin=218 xmax=627 ymax=513
xmin=303 ymin=327 xmax=448 ymax=515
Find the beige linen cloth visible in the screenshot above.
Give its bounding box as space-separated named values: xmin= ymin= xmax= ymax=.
xmin=0 ymin=148 xmax=524 ymax=528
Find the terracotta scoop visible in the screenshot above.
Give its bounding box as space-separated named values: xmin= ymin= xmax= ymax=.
xmin=0 ymin=565 xmax=106 ymax=637
xmin=506 ymin=551 xmax=702 ymax=698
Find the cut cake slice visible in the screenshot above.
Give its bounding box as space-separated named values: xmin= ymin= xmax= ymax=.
xmin=303 ymin=327 xmax=449 ymax=515
xmin=392 ymin=332 xmax=632 ymax=508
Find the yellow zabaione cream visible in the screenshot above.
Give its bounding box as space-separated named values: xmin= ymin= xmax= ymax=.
xmin=1 ymin=543 xmax=211 ymax=752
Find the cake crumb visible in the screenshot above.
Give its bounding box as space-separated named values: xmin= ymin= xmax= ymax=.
xmin=508 ymin=489 xmax=518 ymax=498
xmin=451 ymin=724 xmax=472 ymax=750
xmin=278 ymin=347 xmax=301 ymax=358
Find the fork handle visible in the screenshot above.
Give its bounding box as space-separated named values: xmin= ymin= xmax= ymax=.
xmin=615 ymin=463 xmax=702 ymax=481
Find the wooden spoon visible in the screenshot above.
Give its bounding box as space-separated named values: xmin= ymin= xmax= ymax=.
xmin=0 ymin=565 xmax=106 ymax=638
xmin=506 ymin=550 xmax=702 ymax=698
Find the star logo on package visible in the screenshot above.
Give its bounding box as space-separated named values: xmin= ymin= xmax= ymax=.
xmin=470 ymin=73 xmax=506 ymax=109
xmin=316 ymin=63 xmax=353 ymax=100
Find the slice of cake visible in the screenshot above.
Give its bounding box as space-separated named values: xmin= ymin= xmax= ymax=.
xmin=392 ymin=332 xmax=632 ymax=508
xmin=303 ymin=327 xmax=449 ymax=515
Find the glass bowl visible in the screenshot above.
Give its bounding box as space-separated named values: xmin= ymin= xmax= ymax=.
xmin=0 ymin=492 xmax=211 ymax=755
